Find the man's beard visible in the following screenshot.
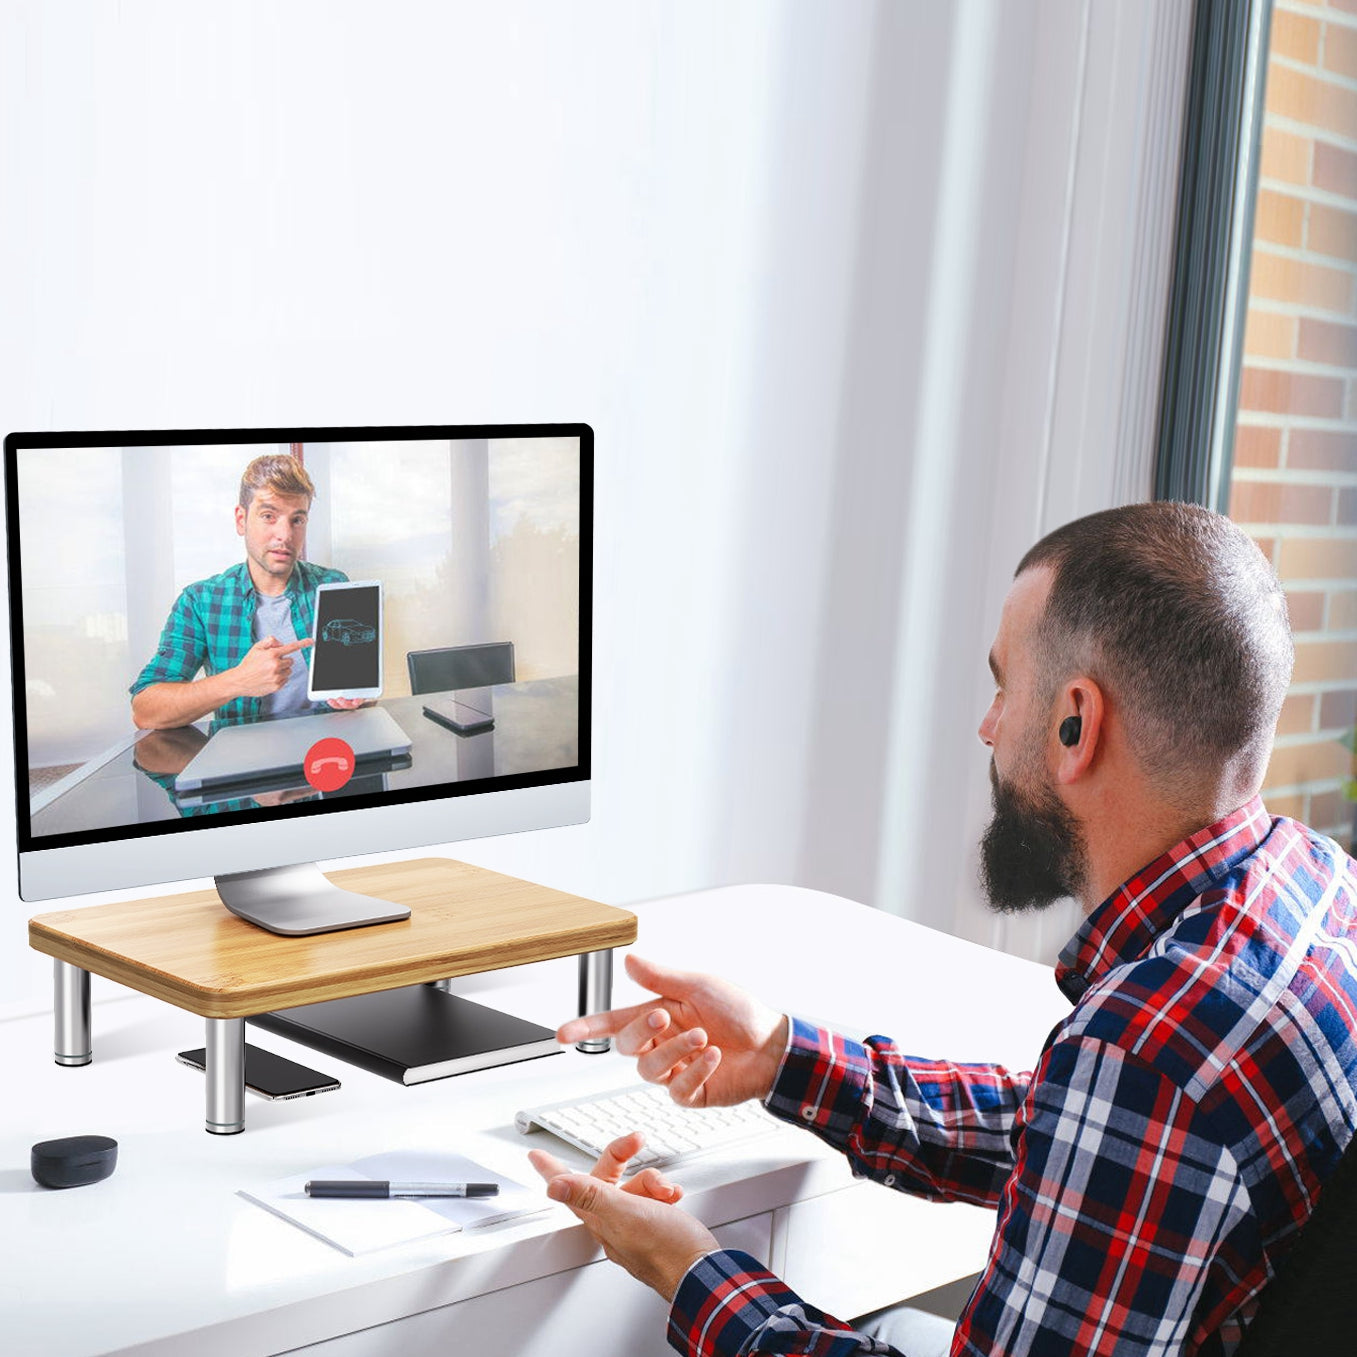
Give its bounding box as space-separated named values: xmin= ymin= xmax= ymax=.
xmin=979 ymin=760 xmax=1087 ymax=914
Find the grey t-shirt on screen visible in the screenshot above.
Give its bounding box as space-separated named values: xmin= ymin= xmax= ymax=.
xmin=254 ymin=592 xmax=312 ymax=717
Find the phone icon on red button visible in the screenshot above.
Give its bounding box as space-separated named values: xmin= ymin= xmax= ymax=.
xmin=304 ymin=737 xmax=355 ymax=792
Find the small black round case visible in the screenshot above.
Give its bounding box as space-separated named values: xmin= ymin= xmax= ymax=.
xmin=31 ymin=1135 xmax=118 ymax=1189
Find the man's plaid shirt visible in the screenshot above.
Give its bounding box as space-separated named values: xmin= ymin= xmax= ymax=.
xmin=668 ymin=801 xmax=1357 ymax=1356
xmin=129 ymin=559 xmax=347 ymax=724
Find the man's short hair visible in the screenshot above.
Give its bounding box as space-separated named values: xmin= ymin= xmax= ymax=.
xmin=238 ymin=454 xmax=315 ymax=510
xmin=1017 ymin=501 xmax=1294 ymax=794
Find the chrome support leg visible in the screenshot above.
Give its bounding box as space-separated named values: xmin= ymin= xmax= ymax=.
xmin=205 ymin=1017 xmax=246 ymax=1135
xmin=576 ymin=949 xmax=613 ymax=1054
xmin=54 ymin=961 xmax=92 ymax=1066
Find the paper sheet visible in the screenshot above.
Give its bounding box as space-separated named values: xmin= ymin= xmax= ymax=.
xmin=239 ymin=1150 xmax=547 ymax=1256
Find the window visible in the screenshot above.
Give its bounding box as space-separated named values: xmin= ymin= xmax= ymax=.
xmin=1228 ymin=4 xmax=1357 ymax=850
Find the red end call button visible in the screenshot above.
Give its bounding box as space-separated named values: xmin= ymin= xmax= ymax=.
xmin=304 ymin=737 xmax=355 ymax=793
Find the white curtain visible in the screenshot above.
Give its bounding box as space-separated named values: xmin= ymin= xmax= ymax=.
xmin=785 ymin=0 xmax=1194 ymax=964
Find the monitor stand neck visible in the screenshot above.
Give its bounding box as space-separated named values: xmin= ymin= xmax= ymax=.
xmin=215 ymin=864 xmax=411 ymax=936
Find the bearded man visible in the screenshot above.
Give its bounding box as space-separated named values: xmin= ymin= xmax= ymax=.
xmin=530 ymin=502 xmax=1357 ymax=1357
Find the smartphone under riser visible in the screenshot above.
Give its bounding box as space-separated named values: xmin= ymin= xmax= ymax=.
xmin=176 ymin=1044 xmax=341 ymax=1100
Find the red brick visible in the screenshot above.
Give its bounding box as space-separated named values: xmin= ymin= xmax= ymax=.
xmin=1233 ymin=425 xmax=1283 ymax=468
xmin=1265 ymin=734 xmax=1354 ymax=786
xmin=1229 ymin=479 xmax=1334 ymax=524
xmin=1278 ymin=9 xmax=1323 ymax=63
xmin=1323 ymin=18 xmax=1357 ymax=79
xmin=1265 ymin=791 xmax=1308 ymax=820
xmin=1249 ymin=250 xmax=1353 ymax=311
xmin=1298 ymin=317 xmax=1357 ymax=368
xmin=1310 ymin=789 xmax=1356 ymax=838
xmin=1277 ymin=692 xmax=1318 ymax=735
xmin=1331 ymin=588 xmax=1357 ymax=631
xmin=1252 ymin=535 xmax=1279 ymax=566
xmin=1281 ymin=485 xmax=1335 ymax=526
xmin=1244 ymin=309 xmax=1297 ymax=360
xmin=1262 ymin=126 xmax=1312 ymax=185
xmin=1286 ymin=589 xmax=1328 ymax=631
xmin=1320 ymin=687 xmax=1357 ymax=729
xmin=1268 ymin=63 xmax=1357 ymax=142
xmin=1276 ymin=482 xmax=1336 ymax=526
xmin=1314 ymin=138 xmax=1357 ymax=197
xmin=1279 ymin=537 xmax=1357 ymax=582
xmin=1307 ymin=201 xmax=1357 ymax=263
xmin=1239 ymin=367 xmax=1345 ymax=418
xmin=1288 ymin=429 xmax=1357 ymax=472
xmin=1255 ymin=188 xmax=1306 ymax=247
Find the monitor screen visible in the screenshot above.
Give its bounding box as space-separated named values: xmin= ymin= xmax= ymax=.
xmin=4 ymin=425 xmax=592 ymax=905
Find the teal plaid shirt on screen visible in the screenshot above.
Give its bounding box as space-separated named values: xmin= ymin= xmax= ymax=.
xmin=129 ymin=559 xmax=348 ymax=725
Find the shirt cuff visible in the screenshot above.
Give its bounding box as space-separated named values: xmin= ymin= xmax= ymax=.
xmin=764 ymin=1017 xmax=874 ymax=1144
xmin=667 ymin=1249 xmax=803 ymax=1357
xmin=759 ymin=1015 xmax=797 ymax=1113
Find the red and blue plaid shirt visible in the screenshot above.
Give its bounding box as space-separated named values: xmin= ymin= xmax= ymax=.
xmin=668 ymin=801 xmax=1357 ymax=1356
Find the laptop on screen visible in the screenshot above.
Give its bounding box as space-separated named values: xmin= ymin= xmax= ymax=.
xmin=174 ymin=706 xmax=411 ymax=797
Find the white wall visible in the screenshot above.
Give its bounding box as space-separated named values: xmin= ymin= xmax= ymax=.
xmin=0 ymin=0 xmax=1190 ymax=1016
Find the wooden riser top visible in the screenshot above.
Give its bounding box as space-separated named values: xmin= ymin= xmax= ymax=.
xmin=29 ymin=857 xmax=637 ymax=1019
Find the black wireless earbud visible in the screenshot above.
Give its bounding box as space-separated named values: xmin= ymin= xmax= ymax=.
xmin=1059 ymin=715 xmax=1082 ymax=747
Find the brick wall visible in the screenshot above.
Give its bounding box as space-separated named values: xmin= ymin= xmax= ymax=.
xmin=1230 ymin=0 xmax=1357 ymax=850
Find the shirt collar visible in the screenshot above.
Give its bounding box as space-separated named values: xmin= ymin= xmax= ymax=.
xmin=231 ymin=557 xmax=306 ymax=603
xmin=1054 ymin=796 xmax=1273 ymax=1003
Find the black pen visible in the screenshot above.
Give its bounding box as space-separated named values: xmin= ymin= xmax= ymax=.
xmin=305 ymin=1179 xmax=500 ymax=1199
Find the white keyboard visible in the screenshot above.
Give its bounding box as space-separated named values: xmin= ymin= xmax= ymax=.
xmin=515 ymin=1083 xmax=779 ymax=1169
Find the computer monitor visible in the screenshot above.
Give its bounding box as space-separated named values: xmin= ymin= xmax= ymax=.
xmin=4 ymin=424 xmax=592 ymax=934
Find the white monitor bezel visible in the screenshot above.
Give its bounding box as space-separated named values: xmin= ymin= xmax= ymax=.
xmin=18 ymin=780 xmax=589 ymax=901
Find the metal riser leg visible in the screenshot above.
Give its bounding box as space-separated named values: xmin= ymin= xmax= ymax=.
xmin=54 ymin=961 xmax=91 ymax=1066
xmin=577 ymin=949 xmax=613 ymax=1053
xmin=205 ymin=1018 xmax=245 ymax=1135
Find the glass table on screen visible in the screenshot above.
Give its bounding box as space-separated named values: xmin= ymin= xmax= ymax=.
xmin=28 ymin=677 xmax=579 ymax=836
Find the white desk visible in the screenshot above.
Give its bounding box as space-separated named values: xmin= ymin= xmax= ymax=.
xmin=0 ymin=885 xmax=1068 ymax=1357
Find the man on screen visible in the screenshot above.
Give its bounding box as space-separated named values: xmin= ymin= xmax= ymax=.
xmin=130 ymin=453 xmax=360 ymax=729
xmin=530 ymin=502 xmax=1357 ymax=1357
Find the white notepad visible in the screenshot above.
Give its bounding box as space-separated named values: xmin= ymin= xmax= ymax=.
xmin=239 ymin=1150 xmax=548 ymax=1256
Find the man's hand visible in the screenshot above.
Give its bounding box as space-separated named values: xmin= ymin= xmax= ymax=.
xmin=529 ymin=1131 xmax=717 ymax=1301
xmin=326 ymin=697 xmax=368 ymax=710
xmin=556 ymin=954 xmax=789 ymax=1108
xmin=231 ymin=636 xmax=313 ymax=697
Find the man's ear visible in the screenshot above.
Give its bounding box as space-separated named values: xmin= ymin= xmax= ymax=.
xmin=234 ymin=504 xmax=246 ymax=537
xmin=1053 ymin=678 xmax=1103 ymax=784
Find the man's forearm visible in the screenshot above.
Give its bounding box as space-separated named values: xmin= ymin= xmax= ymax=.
xmin=668 ymin=1250 xmax=876 ymax=1357
xmin=769 ymin=1020 xmax=1024 ymax=1206
xmin=131 ymin=672 xmax=239 ymax=730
